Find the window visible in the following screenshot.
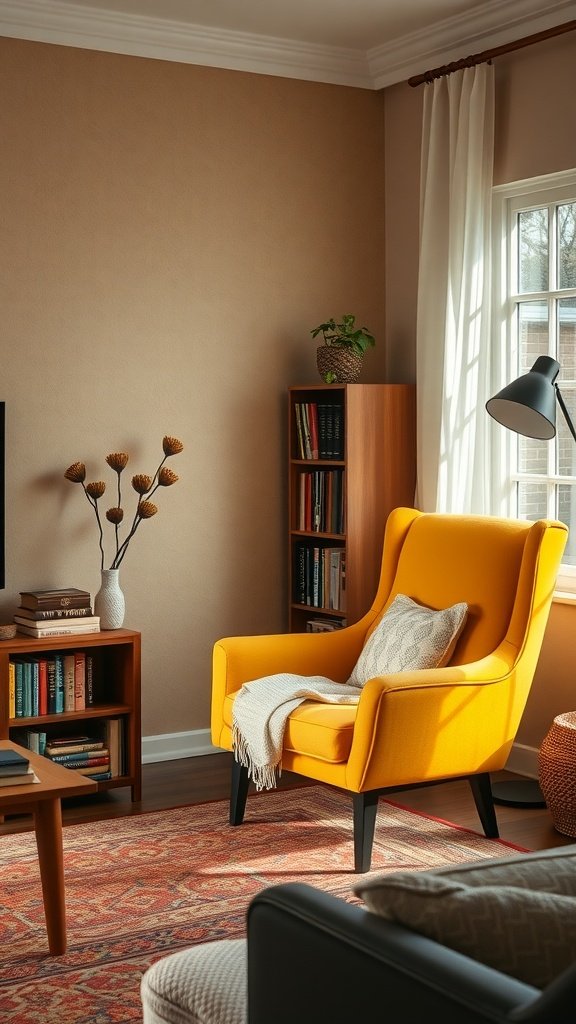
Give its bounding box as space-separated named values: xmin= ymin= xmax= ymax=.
xmin=492 ymin=170 xmax=576 ymax=585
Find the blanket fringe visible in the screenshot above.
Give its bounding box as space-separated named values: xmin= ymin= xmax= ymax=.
xmin=232 ymin=723 xmax=279 ymax=791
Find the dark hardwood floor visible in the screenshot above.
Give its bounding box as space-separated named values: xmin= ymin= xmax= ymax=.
xmin=1 ymin=752 xmax=573 ymax=852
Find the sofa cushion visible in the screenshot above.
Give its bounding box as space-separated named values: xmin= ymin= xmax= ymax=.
xmin=354 ymin=847 xmax=576 ymax=988
xmin=347 ymin=593 xmax=468 ymax=687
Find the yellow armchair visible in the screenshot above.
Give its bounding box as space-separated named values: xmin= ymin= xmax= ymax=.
xmin=212 ymin=507 xmax=567 ymax=871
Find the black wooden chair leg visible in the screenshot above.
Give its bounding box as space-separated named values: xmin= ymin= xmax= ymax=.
xmin=469 ymin=773 xmax=499 ymax=838
xmin=230 ymin=759 xmax=249 ymax=825
xmin=353 ymin=791 xmax=380 ymax=873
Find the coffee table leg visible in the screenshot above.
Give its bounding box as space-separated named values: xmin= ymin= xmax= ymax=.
xmin=33 ymin=799 xmax=66 ymax=955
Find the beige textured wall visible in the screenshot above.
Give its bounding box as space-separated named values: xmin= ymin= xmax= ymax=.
xmin=0 ymin=37 xmax=387 ymax=739
xmin=3 ymin=29 xmax=574 ymax=756
xmin=383 ymin=31 xmax=576 ymax=754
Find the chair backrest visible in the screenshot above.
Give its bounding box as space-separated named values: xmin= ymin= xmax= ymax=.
xmin=370 ymin=507 xmax=568 ymax=665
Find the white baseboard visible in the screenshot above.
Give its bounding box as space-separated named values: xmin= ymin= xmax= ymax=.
xmin=504 ymin=742 xmax=540 ymax=780
xmin=141 ymin=731 xmax=540 ymax=779
xmin=142 ymin=729 xmax=222 ymax=764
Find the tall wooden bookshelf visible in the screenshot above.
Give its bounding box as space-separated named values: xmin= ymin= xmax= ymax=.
xmin=288 ymin=384 xmax=416 ymax=632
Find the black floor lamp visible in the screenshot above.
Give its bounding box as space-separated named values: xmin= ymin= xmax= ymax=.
xmin=486 ymin=355 xmax=576 ymax=807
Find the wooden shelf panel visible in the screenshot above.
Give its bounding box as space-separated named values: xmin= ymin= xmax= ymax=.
xmin=9 ymin=703 xmax=131 ymax=727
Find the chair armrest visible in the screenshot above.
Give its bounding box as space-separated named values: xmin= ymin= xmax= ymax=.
xmin=247 ymin=882 xmax=544 ymax=1024
xmin=346 ymin=646 xmax=519 ymax=787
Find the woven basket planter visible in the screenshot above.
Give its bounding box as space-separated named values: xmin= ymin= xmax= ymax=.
xmin=538 ymin=711 xmax=576 ymax=836
xmin=316 ymin=345 xmax=363 ymax=384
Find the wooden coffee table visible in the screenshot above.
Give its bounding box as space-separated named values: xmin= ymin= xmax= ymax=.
xmin=0 ymin=740 xmax=97 ymax=954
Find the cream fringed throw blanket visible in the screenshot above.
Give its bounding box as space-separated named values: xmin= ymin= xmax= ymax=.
xmin=232 ymin=673 xmax=361 ymax=791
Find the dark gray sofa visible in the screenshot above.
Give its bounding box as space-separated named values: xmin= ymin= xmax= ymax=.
xmin=141 ymin=844 xmax=576 ymax=1024
xmin=247 ymin=880 xmax=576 ymax=1024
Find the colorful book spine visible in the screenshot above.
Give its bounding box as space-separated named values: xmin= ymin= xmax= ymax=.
xmin=85 ymin=655 xmax=95 ymax=706
xmin=47 ymin=748 xmax=109 ymax=764
xmin=37 ymin=658 xmax=48 ymax=717
xmin=53 ymin=654 xmax=64 ymax=715
xmin=45 ymin=740 xmax=105 ymax=755
xmin=8 ymin=661 xmax=15 ymax=719
xmin=49 ymin=756 xmax=110 ymax=769
xmin=22 ymin=660 xmax=32 ymax=718
xmin=47 ymin=658 xmax=57 ymax=714
xmin=74 ymin=651 xmax=86 ymax=711
xmin=30 ymin=658 xmax=39 ymax=717
xmin=63 ymin=654 xmax=76 ymax=712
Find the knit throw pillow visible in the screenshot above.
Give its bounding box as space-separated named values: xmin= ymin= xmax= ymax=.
xmin=347 ymin=594 xmax=468 ymax=688
xmin=354 ymin=858 xmax=576 ymax=987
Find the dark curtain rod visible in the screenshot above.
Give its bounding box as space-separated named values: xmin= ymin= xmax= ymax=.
xmin=408 ymin=18 xmax=576 ymax=86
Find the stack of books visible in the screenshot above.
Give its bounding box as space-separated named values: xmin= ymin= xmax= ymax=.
xmin=9 ymin=650 xmax=96 ymax=718
xmin=0 ymin=747 xmax=39 ymax=786
xmin=14 ymin=588 xmax=100 ymax=638
xmin=44 ymin=735 xmax=112 ymax=781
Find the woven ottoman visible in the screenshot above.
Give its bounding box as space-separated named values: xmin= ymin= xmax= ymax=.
xmin=141 ymin=938 xmax=247 ymax=1024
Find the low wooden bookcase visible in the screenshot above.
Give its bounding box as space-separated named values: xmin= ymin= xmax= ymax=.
xmin=0 ymin=628 xmax=141 ymax=801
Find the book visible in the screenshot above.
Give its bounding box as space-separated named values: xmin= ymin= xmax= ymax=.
xmin=28 ymin=656 xmax=49 ymax=717
xmin=22 ymin=659 xmax=33 ymax=718
xmin=75 ymin=763 xmax=113 ymax=776
xmin=45 ymin=739 xmax=105 ymax=755
xmin=19 ymin=588 xmax=91 ymax=610
xmin=19 ymin=728 xmax=47 ymax=755
xmin=53 ymin=654 xmax=65 ymax=714
xmin=14 ymin=614 xmax=99 ymax=630
xmin=74 ymin=651 xmax=86 ymax=711
xmin=63 ymin=653 xmax=76 ymax=712
xmin=294 ymin=403 xmax=305 ymax=459
xmin=0 ymin=766 xmax=39 ymax=786
xmin=85 ymin=654 xmax=95 ymax=706
xmin=0 ymin=748 xmax=30 ymax=772
xmin=308 ymin=403 xmax=319 ymax=460
xmin=47 ymin=750 xmax=109 ymax=765
xmin=45 ymin=733 xmax=93 ymax=746
xmin=25 ymin=657 xmax=40 ymax=717
xmin=305 ymin=617 xmax=344 ymax=632
xmin=13 ymin=659 xmax=24 ymax=717
xmin=317 ymin=403 xmax=328 ymax=458
xmin=15 ymin=605 xmax=93 ymax=620
xmin=301 ymin=404 xmax=313 ymax=460
xmin=47 ymin=658 xmax=57 ymax=714
xmin=333 ymin=404 xmax=344 ymax=458
xmin=8 ymin=661 xmax=15 ymax=719
xmin=15 ymin=621 xmax=100 ymax=638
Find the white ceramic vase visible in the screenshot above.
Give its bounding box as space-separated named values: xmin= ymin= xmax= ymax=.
xmin=94 ymin=568 xmax=125 ymax=630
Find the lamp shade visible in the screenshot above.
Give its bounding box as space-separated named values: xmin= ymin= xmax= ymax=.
xmin=486 ymin=356 xmax=560 ymax=440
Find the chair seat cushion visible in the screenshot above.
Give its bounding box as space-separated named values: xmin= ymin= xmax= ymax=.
xmin=141 ymin=938 xmax=247 ymax=1024
xmin=224 ymin=694 xmax=356 ymax=763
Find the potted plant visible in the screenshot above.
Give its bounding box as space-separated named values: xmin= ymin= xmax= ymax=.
xmin=311 ymin=314 xmax=375 ymax=383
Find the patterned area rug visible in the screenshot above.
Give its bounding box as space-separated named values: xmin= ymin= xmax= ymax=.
xmin=0 ymin=786 xmax=526 ymax=1023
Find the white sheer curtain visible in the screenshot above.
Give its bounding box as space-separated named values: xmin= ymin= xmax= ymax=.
xmin=415 ymin=63 xmax=495 ymax=514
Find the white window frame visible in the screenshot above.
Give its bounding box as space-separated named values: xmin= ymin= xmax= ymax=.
xmin=491 ymin=169 xmax=576 ymax=591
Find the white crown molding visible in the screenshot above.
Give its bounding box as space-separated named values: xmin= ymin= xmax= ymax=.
xmin=0 ymin=0 xmax=372 ymax=87
xmin=369 ymin=0 xmax=576 ymax=88
xmin=0 ymin=0 xmax=575 ymax=89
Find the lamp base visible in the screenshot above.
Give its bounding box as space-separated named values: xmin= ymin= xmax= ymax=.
xmin=491 ymin=779 xmax=546 ymax=808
